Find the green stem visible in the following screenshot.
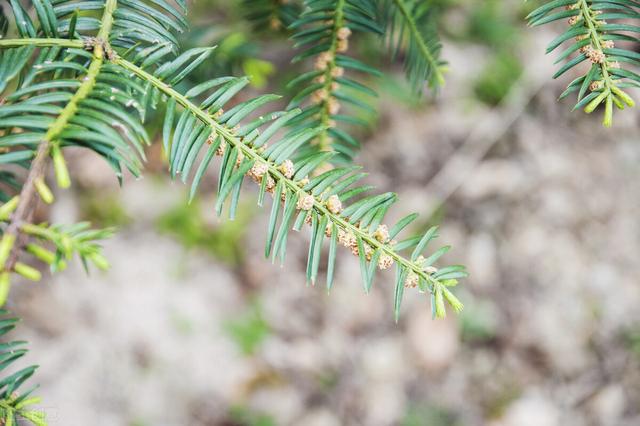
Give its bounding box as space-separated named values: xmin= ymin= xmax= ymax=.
xmin=317 ymin=0 xmax=346 ymax=151
xmin=115 ymin=56 xmax=439 ymax=287
xmin=0 ymin=38 xmax=84 ymax=49
xmin=392 ymin=0 xmax=444 ymax=86
xmin=578 ymin=0 xmax=613 ymax=89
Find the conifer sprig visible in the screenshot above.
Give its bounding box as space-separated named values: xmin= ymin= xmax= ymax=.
xmin=381 ymin=0 xmax=445 ymax=92
xmin=0 ymin=2 xmax=467 ymax=413
xmin=0 ymin=0 xmax=465 ymax=319
xmin=528 ymin=0 xmax=639 ymax=126
xmin=0 ymin=309 xmax=45 ymax=426
xmin=242 ymin=0 xmax=300 ymax=32
xmin=115 ymin=53 xmax=466 ymax=319
xmin=0 ymin=0 xmax=467 ymax=416
xmin=286 ymin=0 xmax=383 ymax=160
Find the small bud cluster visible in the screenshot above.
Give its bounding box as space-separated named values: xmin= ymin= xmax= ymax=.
xmin=602 ymin=40 xmax=615 ymax=49
xmin=314 ymin=52 xmax=334 ymax=71
xmin=404 ymin=272 xmax=419 ymax=288
xmin=336 ymin=27 xmax=351 ymax=53
xmin=403 ymin=257 xmax=439 ymax=288
xmin=211 ymin=125 xmax=424 ymax=280
xmin=373 ymin=224 xmax=389 ymax=243
xmin=589 ymin=80 xmax=604 ymax=91
xmin=297 ymin=194 xmax=315 ymax=211
xmin=378 ymin=254 xmax=393 ymax=270
xmin=248 ymin=162 xmax=269 ymax=182
xmin=326 ymin=195 xmax=342 ymax=214
xmin=337 ymin=229 xmax=358 ymax=255
xmin=278 ymin=159 xmax=295 ymax=179
xmin=582 ymin=45 xmax=606 ymax=64
xmin=308 ymin=26 xmax=353 ymax=140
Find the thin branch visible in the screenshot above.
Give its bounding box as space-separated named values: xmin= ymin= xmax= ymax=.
xmin=2 ymin=0 xmax=118 ymax=273
xmin=3 ymin=143 xmax=50 ymax=271
xmin=392 ymin=0 xmax=444 ymax=86
xmin=114 ymin=55 xmax=441 ymax=287
xmin=316 ymin=0 xmax=346 ymax=151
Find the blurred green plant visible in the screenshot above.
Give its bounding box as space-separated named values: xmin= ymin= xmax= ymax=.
xmin=228 ymin=405 xmax=277 ymax=426
xmin=622 ymin=327 xmax=640 ymax=357
xmin=458 ymin=295 xmax=498 ymax=343
xmin=79 ymin=191 xmax=131 ymax=228
xmin=466 ymin=0 xmax=520 ymax=48
xmin=224 ymin=301 xmax=271 ymax=356
xmin=474 ymin=52 xmax=523 ymax=106
xmin=401 ymin=404 xmax=459 ymax=426
xmin=156 ymin=199 xmax=253 ymax=266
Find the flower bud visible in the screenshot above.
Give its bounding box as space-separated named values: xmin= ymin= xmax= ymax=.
xmin=0 ymin=272 xmax=10 ymax=306
xmin=14 ymin=262 xmax=41 ymax=282
xmin=35 ymin=177 xmax=54 ymax=204
xmin=0 ymin=196 xmax=20 ymax=221
xmin=52 ymin=145 xmax=71 ymax=189
xmin=0 ymin=234 xmax=16 ymax=270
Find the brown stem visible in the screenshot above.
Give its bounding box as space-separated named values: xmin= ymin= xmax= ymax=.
xmin=4 ymin=143 xmax=51 ymax=271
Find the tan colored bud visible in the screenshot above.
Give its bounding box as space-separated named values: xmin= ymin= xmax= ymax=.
xmin=373 ymin=224 xmax=390 ymax=243
xmin=326 ymin=195 xmax=342 ymax=214
xmin=278 ymin=159 xmax=295 ymax=178
xmin=297 ymin=194 xmax=315 ymax=211
xmin=404 ymin=272 xmax=419 ymax=288
xmin=337 ymin=27 xmax=352 ymax=40
xmin=378 ymin=254 xmax=394 ymax=270
xmin=327 ymin=97 xmax=340 ymax=115
xmin=337 ymin=39 xmax=349 ymax=53
xmin=249 ymin=162 xmax=269 ymax=181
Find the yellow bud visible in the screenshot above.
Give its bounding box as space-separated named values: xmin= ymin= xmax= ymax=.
xmin=441 ymin=278 xmax=459 ymax=287
xmin=611 ymin=95 xmax=625 ymax=110
xmin=584 ymin=91 xmax=608 ymax=114
xmin=14 ymin=262 xmax=41 ymax=282
xmin=89 ymin=252 xmax=110 ymax=271
xmin=60 ymin=235 xmax=73 ymax=258
xmin=442 ymin=287 xmax=464 ymax=313
xmin=434 ymin=285 xmax=446 ymax=319
xmin=26 ymin=244 xmax=55 ymax=265
xmin=0 ymin=234 xmax=16 ymax=270
xmin=52 ymin=145 xmax=71 ymax=188
xmin=603 ymin=95 xmax=613 ymax=128
xmin=611 ymin=86 xmax=635 ymax=107
xmin=0 ymin=272 xmax=10 ymax=306
xmin=0 ymin=196 xmax=20 ymax=221
xmin=35 ymin=177 xmax=54 ymax=204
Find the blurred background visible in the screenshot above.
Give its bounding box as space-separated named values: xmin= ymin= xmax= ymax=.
xmin=8 ymin=0 xmax=640 ymax=425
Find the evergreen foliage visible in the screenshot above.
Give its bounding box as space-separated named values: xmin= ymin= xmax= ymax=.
xmin=528 ymin=0 xmax=640 ymax=126
xmin=0 ymin=1 xmax=464 ymax=420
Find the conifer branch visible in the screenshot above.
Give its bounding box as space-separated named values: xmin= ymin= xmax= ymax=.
xmin=391 ymin=0 xmax=444 ymax=88
xmin=0 ymin=0 xmax=465 ymax=324
xmin=313 ymin=0 xmax=346 ymax=151
xmin=1 ymin=0 xmax=117 ymax=275
xmin=528 ymin=0 xmax=639 ymax=126
xmin=286 ymin=0 xmax=381 ymax=161
xmin=115 ymin=55 xmax=455 ymax=295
